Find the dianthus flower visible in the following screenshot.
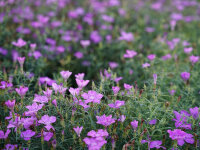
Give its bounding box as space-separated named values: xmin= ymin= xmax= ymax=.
xmin=82 ymin=90 xmax=103 ymax=104
xmin=96 ymin=114 xmax=115 ymax=127
xmin=173 ymin=110 xmax=191 ymax=129
xmin=167 ymin=129 xmax=194 ymax=146
xmin=21 ymin=130 xmax=35 ymax=141
xmin=123 ymin=50 xmax=137 ymax=58
xmin=38 ymin=115 xmax=56 ymax=131
xmin=180 ymin=72 xmax=190 ymax=81
xmin=108 ymin=100 xmax=125 ymax=109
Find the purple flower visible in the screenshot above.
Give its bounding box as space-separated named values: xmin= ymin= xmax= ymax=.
xmin=189 ymin=55 xmax=199 ymax=65
xmin=0 ymin=81 xmax=13 ymax=89
xmin=74 ymin=51 xmax=83 ymax=59
xmin=38 ymin=115 xmax=56 ymax=131
xmin=15 ymin=86 xmax=28 ymax=98
xmin=180 ymin=72 xmax=190 ymax=81
xmin=149 ymin=140 xmax=166 ymax=149
xmin=118 ymin=115 xmax=126 ymax=122
xmin=173 ymin=110 xmax=191 ymax=129
xmin=153 ymin=74 xmax=157 ymax=85
xmin=119 ymin=31 xmax=134 ymax=42
xmin=0 ymin=129 xmax=11 ymax=139
xmin=108 ymin=100 xmax=125 ymax=109
xmin=73 ymin=126 xmax=83 ymax=137
xmin=75 ymin=73 xmax=85 ymax=80
xmin=12 ymin=38 xmax=26 ymax=47
xmin=83 ymin=129 xmax=108 ymax=150
xmin=52 ymin=99 xmax=57 ymax=107
xmin=33 ymin=95 xmax=48 ymax=104
xmin=69 ymin=87 xmax=80 ymax=97
xmin=96 ymin=114 xmax=115 ymax=127
xmin=109 ymin=62 xmax=118 ymax=69
xmin=5 ymin=100 xmax=15 ymax=110
xmin=43 ymin=88 xmax=52 ymax=99
xmin=90 ymin=31 xmax=102 ymax=43
xmin=123 ymin=50 xmax=137 ymax=58
xmin=147 ymin=54 xmax=156 ymax=61
xmin=21 ymin=130 xmax=35 ymax=141
xmin=112 ymin=86 xmax=120 ymax=95
xmin=162 ymin=54 xmax=172 ymax=60
xmin=3 ymin=144 xmax=18 ymax=150
xmin=82 ymin=90 xmax=103 ymax=104
xmin=17 ymin=57 xmax=25 ymax=67
xmin=76 ymin=79 xmax=89 ymax=88
xmin=131 ymin=120 xmax=138 ymax=130
xmin=25 ymin=102 xmax=44 ymax=116
xmin=189 ymin=107 xmax=199 ymax=120
xmin=60 ymin=70 xmax=72 ymax=81
xmin=169 ymin=89 xmax=176 ymax=96
xmin=184 ymin=47 xmax=193 ymax=54
xmin=167 ymin=129 xmax=194 ymax=146
xmin=80 ymin=40 xmax=90 ymax=48
xmin=149 ymin=119 xmax=157 ymax=125
xmin=124 ymin=83 xmax=133 ymax=90
xmin=43 ymin=131 xmax=53 ymax=141
xmin=142 ymin=63 xmax=150 ymax=68
xmin=39 ymin=77 xmax=56 ymax=86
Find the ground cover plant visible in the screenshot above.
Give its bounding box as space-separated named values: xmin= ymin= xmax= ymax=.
xmin=0 ymin=0 xmax=200 ymax=149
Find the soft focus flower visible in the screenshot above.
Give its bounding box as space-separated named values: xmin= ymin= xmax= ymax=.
xmin=123 ymin=50 xmax=137 ymax=58
xmin=142 ymin=63 xmax=150 ymax=68
xmin=82 ymin=90 xmax=103 ymax=104
xmin=149 ymin=119 xmax=157 ymax=125
xmin=167 ymin=129 xmax=194 ymax=146
xmin=15 ymin=86 xmax=28 ymax=98
xmin=147 ymin=54 xmax=156 ymax=61
xmin=189 ymin=55 xmax=199 ymax=64
xmin=118 ymin=115 xmax=126 ymax=122
xmin=25 ymin=102 xmax=44 ymax=116
xmin=149 ymin=140 xmax=166 ymax=149
xmin=112 ymin=86 xmax=120 ymax=95
xmin=43 ymin=131 xmax=53 ymax=141
xmin=173 ymin=110 xmax=191 ymax=129
xmin=75 ymin=73 xmax=85 ymax=80
xmin=0 ymin=129 xmax=11 ymax=139
xmin=76 ymin=79 xmax=89 ymax=88
xmin=119 ymin=31 xmax=134 ymax=42
xmin=0 ymin=81 xmax=13 ymax=89
xmin=83 ymin=129 xmax=108 ymax=150
xmin=80 ymin=40 xmax=90 ymax=48
xmin=153 ymin=74 xmax=157 ymax=85
xmin=124 ymin=83 xmax=133 ymax=90
xmin=189 ymin=107 xmax=199 ymax=120
xmin=38 ymin=115 xmax=56 ymax=131
xmin=21 ymin=130 xmax=35 ymax=140
xmin=108 ymin=100 xmax=125 ymax=109
xmin=17 ymin=57 xmax=25 ymax=68
xmin=73 ymin=126 xmax=83 ymax=137
xmin=180 ymin=72 xmax=190 ymax=81
xmin=12 ymin=38 xmax=26 ymax=47
xmin=169 ymin=89 xmax=176 ymax=96
xmin=33 ymin=95 xmax=49 ymax=104
xmin=131 ymin=120 xmax=138 ymax=131
xmin=60 ymin=70 xmax=72 ymax=81
xmin=96 ymin=114 xmax=115 ymax=127
xmin=5 ymin=100 xmax=15 ymax=110
xmin=184 ymin=47 xmax=193 ymax=54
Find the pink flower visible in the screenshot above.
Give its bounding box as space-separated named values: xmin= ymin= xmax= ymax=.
xmin=119 ymin=31 xmax=134 ymax=42
xmin=80 ymin=40 xmax=90 ymax=48
xmin=189 ymin=55 xmax=199 ymax=65
xmin=149 ymin=119 xmax=157 ymax=125
xmin=142 ymin=63 xmax=150 ymax=68
xmin=124 ymin=83 xmax=133 ymax=90
xmin=73 ymin=126 xmax=83 ymax=137
xmin=167 ymin=129 xmax=194 ymax=146
xmin=5 ymin=100 xmax=15 ymax=110
xmin=153 ymin=74 xmax=157 ymax=85
xmin=96 ymin=114 xmax=115 ymax=127
xmin=25 ymin=103 xmax=44 ymax=116
xmin=69 ymin=87 xmax=80 ymax=96
xmin=82 ymin=90 xmax=103 ymax=104
xmin=52 ymin=99 xmax=57 ymax=107
xmin=33 ymin=95 xmax=48 ymax=104
xmin=60 ymin=70 xmax=72 ymax=81
xmin=21 ymin=130 xmax=35 ymax=141
xmin=12 ymin=38 xmax=26 ymax=47
xmin=118 ymin=115 xmax=126 ymax=122
xmin=180 ymin=72 xmax=190 ymax=81
xmin=76 ymin=79 xmax=89 ymax=88
xmin=147 ymin=54 xmax=156 ymax=61
xmin=75 ymin=73 xmax=85 ymax=80
xmin=15 ymin=86 xmax=28 ymax=98
xmin=17 ymin=57 xmax=25 ymax=67
xmin=0 ymin=129 xmax=11 ymax=139
xmin=43 ymin=131 xmax=53 ymax=141
xmin=0 ymin=81 xmax=13 ymax=89
xmin=184 ymin=47 xmax=193 ymax=54
xmin=108 ymin=100 xmax=125 ymax=109
xmin=123 ymin=50 xmax=137 ymax=58
xmin=38 ymin=115 xmax=56 ymax=131
xmin=112 ymin=86 xmax=120 ymax=95
xmin=131 ymin=120 xmax=138 ymax=130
